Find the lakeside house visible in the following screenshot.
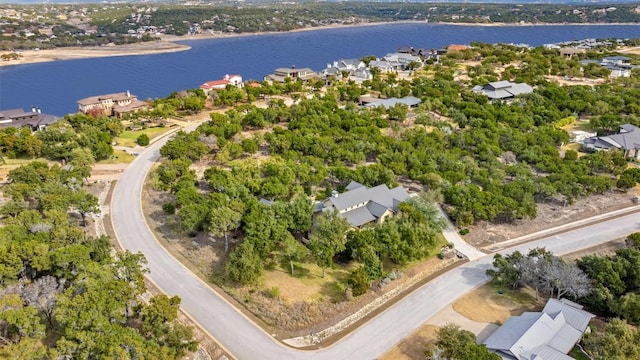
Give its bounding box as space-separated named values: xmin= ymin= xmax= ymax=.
xmin=77 ymin=91 xmax=149 ymax=118
xmin=0 ymin=107 xmax=58 ymax=131
xmin=472 ymin=81 xmax=533 ymax=100
xmin=580 ymin=55 xmax=637 ymax=78
xmin=315 ymin=181 xmax=410 ymax=227
xmin=264 ymin=66 xmax=318 ymax=83
xmin=321 ymin=59 xmax=373 ymax=83
xmin=583 ymin=123 xmax=640 ymax=160
xmin=200 ymin=74 xmax=243 ymax=93
xmin=483 ymin=298 xmax=594 ymax=360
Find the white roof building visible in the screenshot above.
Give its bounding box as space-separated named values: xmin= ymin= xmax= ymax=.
xmin=483 ymin=298 xmax=595 ymax=360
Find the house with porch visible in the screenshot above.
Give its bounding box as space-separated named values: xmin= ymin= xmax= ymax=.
xmin=315 ymin=181 xmax=410 ymax=227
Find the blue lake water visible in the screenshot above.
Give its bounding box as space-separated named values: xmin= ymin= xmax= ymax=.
xmin=1 ymin=23 xmax=639 ymax=116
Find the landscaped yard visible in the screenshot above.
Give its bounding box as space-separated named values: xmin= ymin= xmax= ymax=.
xmin=115 ymin=126 xmax=172 ymax=147
xmin=452 ymin=283 xmax=541 ymax=325
xmin=97 ymin=149 xmax=135 ymax=164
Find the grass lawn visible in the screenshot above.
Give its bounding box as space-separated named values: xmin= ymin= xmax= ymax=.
xmin=98 ymin=150 xmax=135 ymax=164
xmin=263 ymin=257 xmax=354 ymax=303
xmin=453 ymin=283 xmax=541 ymax=325
xmin=115 ymin=127 xmax=172 ymax=147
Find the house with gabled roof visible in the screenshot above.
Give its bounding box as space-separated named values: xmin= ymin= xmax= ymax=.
xmin=264 ymin=66 xmax=318 ymax=83
xmin=472 ymin=81 xmax=533 ymax=100
xmin=315 ymin=181 xmax=410 ymax=227
xmin=0 ymin=107 xmax=58 ymax=131
xmin=200 ymin=74 xmax=243 ymax=93
xmin=363 ymin=96 xmax=422 ymax=109
xmin=483 ymin=298 xmax=595 ymax=360
xmin=78 ymin=90 xmax=149 ymax=118
xmin=584 ymin=123 xmax=640 ymax=160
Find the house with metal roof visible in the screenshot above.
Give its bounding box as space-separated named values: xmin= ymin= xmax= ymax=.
xmin=264 ymin=66 xmax=318 ymax=83
xmin=583 ymin=123 xmax=640 ymax=160
xmin=316 ymin=181 xmax=410 ymax=227
xmin=483 ymin=298 xmax=594 ymax=360
xmin=472 ymin=81 xmax=533 ymax=100
xmin=0 ymin=107 xmax=58 ymax=131
xmin=363 ymin=96 xmax=422 ymax=109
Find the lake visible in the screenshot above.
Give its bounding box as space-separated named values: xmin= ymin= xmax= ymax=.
xmin=1 ymin=23 xmax=639 ymax=116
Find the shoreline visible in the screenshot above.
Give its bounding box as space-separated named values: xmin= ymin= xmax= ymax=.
xmin=1 ymin=20 xmax=638 ymax=68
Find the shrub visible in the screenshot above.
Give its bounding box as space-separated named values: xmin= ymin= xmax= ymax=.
xmin=136 ymin=133 xmax=150 ymax=146
xmin=347 ymin=266 xmax=370 ymax=297
xmin=459 ymin=228 xmax=469 ymax=236
xmin=266 ymin=287 xmax=280 ymax=299
xmin=162 ymin=202 xmax=176 ymax=214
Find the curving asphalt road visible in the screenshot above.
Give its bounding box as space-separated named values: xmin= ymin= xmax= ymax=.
xmin=111 ymin=131 xmax=640 ymax=359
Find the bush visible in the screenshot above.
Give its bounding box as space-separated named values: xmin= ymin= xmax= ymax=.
xmin=162 ymin=202 xmax=176 ymax=214
xmin=347 ymin=266 xmax=370 ymax=297
xmin=459 ymin=228 xmax=469 ymax=236
xmin=136 ymin=133 xmax=150 ymax=146
xmin=266 ymin=286 xmax=280 ymax=299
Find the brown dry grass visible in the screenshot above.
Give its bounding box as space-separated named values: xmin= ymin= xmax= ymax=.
xmin=380 ymin=325 xmax=439 ymax=360
xmin=453 ymin=284 xmax=541 ymax=325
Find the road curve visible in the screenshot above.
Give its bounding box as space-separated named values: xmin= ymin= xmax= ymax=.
xmin=111 ymin=133 xmax=640 ymax=359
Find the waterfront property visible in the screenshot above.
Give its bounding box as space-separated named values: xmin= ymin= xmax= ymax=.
xmin=0 ymin=107 xmax=58 ymax=131
xmin=77 ymin=91 xmax=149 ymax=118
xmin=200 ymin=74 xmax=243 ymax=93
xmin=321 ymin=59 xmax=372 ymax=83
xmin=472 ymin=81 xmax=533 ymax=100
xmin=264 ymin=66 xmax=318 ymax=83
xmin=580 ymin=55 xmax=637 ymax=78
xmin=584 ymin=123 xmax=640 ymax=160
xmin=315 ymin=181 xmax=410 ymax=227
xmin=483 ymin=298 xmax=594 ymax=360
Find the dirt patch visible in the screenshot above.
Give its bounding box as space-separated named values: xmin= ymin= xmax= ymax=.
xmin=453 ymin=284 xmax=541 ymax=325
xmin=379 ymin=324 xmax=439 ymax=360
xmin=464 ymin=191 xmax=639 ymax=248
xmin=562 ymin=237 xmax=628 ymax=263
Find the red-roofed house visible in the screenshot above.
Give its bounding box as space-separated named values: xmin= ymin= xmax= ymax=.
xmin=200 ymin=74 xmax=243 ymax=92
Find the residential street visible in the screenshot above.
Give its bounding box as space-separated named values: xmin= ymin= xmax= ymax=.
xmin=111 ymin=133 xmax=640 ymax=359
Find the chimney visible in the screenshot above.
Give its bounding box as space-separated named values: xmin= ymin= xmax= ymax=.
xmin=31 ymin=106 xmax=36 ymax=113
xmin=291 ymin=65 xmax=296 ymax=69
xmin=223 ymin=74 xmax=229 ymax=80
xmin=37 ymin=108 xmax=41 ymax=114
xmin=126 ymin=90 xmax=131 ymax=97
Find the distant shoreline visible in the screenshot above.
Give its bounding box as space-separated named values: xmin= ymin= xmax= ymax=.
xmin=1 ymin=21 xmax=638 ymax=68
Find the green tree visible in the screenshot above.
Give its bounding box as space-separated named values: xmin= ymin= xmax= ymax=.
xmin=282 ymin=235 xmax=308 ymax=276
xmin=307 ymin=210 xmax=350 ymax=278
xmin=226 ymin=240 xmax=263 ymax=283
xmin=427 ymin=324 xmax=500 ymax=360
xmin=208 ymin=206 xmax=243 ymax=253
xmin=583 ymin=318 xmax=640 ymax=360
xmin=136 ymin=133 xmax=150 ymax=146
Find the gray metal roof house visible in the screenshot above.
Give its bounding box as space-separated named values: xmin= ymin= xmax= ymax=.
xmin=363 ymin=96 xmax=422 ymax=109
xmin=483 ymin=298 xmax=595 ymax=360
xmin=0 ymin=108 xmax=58 ymax=131
xmin=317 ymin=181 xmax=410 ymax=227
xmin=472 ymin=81 xmax=533 ymax=100
xmin=583 ymin=123 xmax=640 ymax=160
